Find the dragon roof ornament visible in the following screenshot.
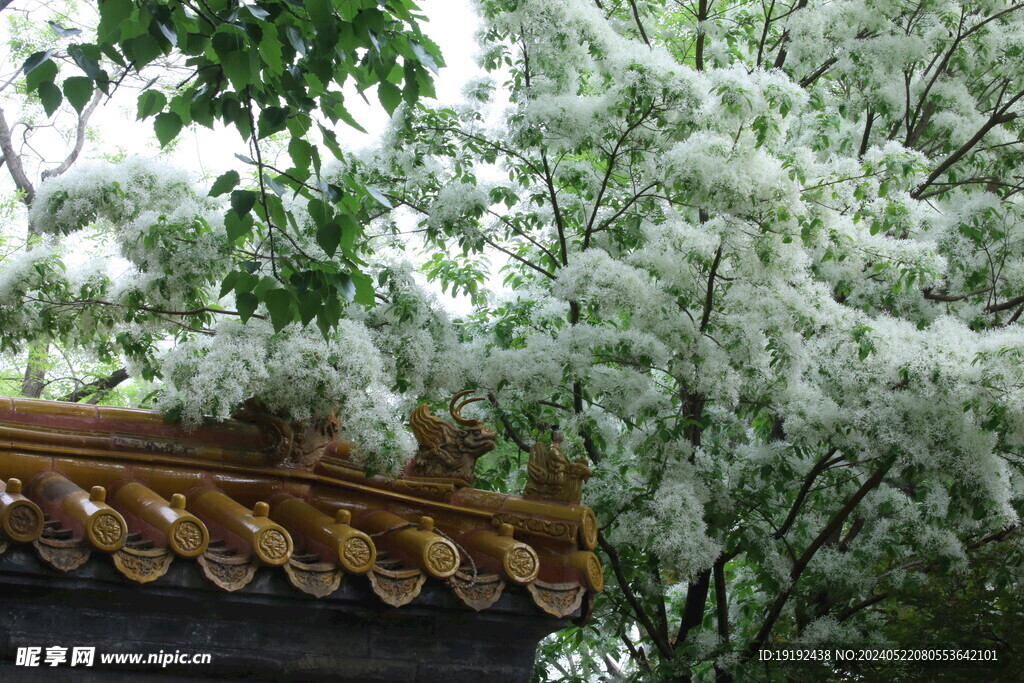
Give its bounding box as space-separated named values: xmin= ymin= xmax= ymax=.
xmin=406 ymin=391 xmax=497 ymax=486
xmin=524 ymin=427 xmax=593 ymax=504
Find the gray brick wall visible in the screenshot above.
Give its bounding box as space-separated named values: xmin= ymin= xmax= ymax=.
xmin=0 ymin=545 xmax=567 ymax=681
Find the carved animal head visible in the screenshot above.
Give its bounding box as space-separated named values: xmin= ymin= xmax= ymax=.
xmin=448 ymin=391 xmax=497 ymax=457
xmin=567 ymin=459 xmax=594 ymax=482
xmin=410 ymin=391 xmax=497 ymax=461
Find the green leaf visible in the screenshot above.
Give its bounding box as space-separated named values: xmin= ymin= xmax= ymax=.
xmin=377 ymin=81 xmax=401 ymax=115
xmin=236 ymin=292 xmax=258 ymax=322
xmin=24 ymin=55 xmax=56 ymax=92
xmin=209 ymin=170 xmax=240 ymax=197
xmin=338 ymin=213 xmax=360 ymax=253
xmin=352 ymin=272 xmax=375 ymax=306
xmin=68 ymin=44 xmax=108 ymax=91
xmin=99 ymin=42 xmax=127 ymax=68
xmin=316 ymin=289 xmax=342 ymax=337
xmin=48 ymin=20 xmax=82 ymax=37
xmin=305 ymin=0 xmax=331 ymax=25
xmin=288 ymin=137 xmax=312 ymax=172
xmin=98 ymin=0 xmax=133 ymax=43
xmin=183 ymin=32 xmax=209 ymax=56
xmin=308 ymin=197 xmax=332 ymax=225
xmin=224 ymin=210 xmax=253 ymax=242
xmin=266 ymin=175 xmax=286 ymax=196
xmin=410 ymin=42 xmax=439 ymax=74
xmin=265 ymin=289 xmax=295 ymax=332
xmin=318 ymin=123 xmax=344 ymax=160
xmin=336 ymin=272 xmax=355 ymax=301
xmin=230 ymin=190 xmax=258 ymax=217
xmin=309 ymin=145 xmax=322 ymax=177
xmin=314 ymin=17 xmax=338 ymax=53
xmin=305 ymin=73 xmax=325 ymax=96
xmin=284 ymin=25 xmax=306 ymax=57
xmin=122 ymin=33 xmax=162 ymax=68
xmin=167 ymin=92 xmax=193 ymax=126
xmin=154 ymin=19 xmax=176 ymax=46
xmin=259 ymin=24 xmax=283 ymax=75
xmin=253 ymin=275 xmax=277 ymax=299
xmin=403 ymin=62 xmax=419 ymax=104
xmin=331 ymin=100 xmax=367 ymax=133
xmin=153 ymin=111 xmax=182 ymax=147
xmin=211 ymin=26 xmax=245 ymax=58
xmin=219 ymin=271 xmax=240 ymax=299
xmin=243 ymin=5 xmax=269 ymax=20
xmin=297 ymin=289 xmax=320 ymax=325
xmin=136 ymin=89 xmax=167 ymax=119
xmin=212 ymin=28 xmax=252 ymax=90
xmin=366 ymin=186 xmax=393 ymax=208
xmin=191 ymin=94 xmax=214 ymax=128
xmin=234 ymin=272 xmax=259 ymax=293
xmin=263 ymin=193 xmax=287 ymax=228
xmin=317 ymin=221 xmax=341 ymax=256
xmin=313 ymin=179 xmax=340 ymax=204
xmin=220 ymin=50 xmax=254 ymax=90
xmin=62 ymin=77 xmax=93 ymax=114
xmin=38 ymin=81 xmax=62 ymax=117
xmin=257 ymin=106 xmax=288 ymax=139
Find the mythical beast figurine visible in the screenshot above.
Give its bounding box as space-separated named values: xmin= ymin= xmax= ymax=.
xmin=406 ymin=391 xmax=497 ymax=485
xmin=524 ymin=427 xmax=592 ymax=504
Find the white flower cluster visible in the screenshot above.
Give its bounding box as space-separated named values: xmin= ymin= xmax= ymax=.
xmin=155 ymin=318 xmax=417 ymax=472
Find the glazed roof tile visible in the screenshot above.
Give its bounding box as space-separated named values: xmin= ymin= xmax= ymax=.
xmin=0 ymin=397 xmax=601 ymax=619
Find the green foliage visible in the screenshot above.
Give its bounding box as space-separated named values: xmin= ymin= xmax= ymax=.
xmin=20 ymin=0 xmax=443 ymax=336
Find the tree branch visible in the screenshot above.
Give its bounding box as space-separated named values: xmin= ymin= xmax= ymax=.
xmin=911 ymin=92 xmax=1023 ymax=199
xmin=714 ymin=557 xmax=730 ymax=643
xmin=835 ymin=592 xmax=888 ymax=622
xmin=486 ymin=392 xmax=532 ymax=452
xmin=837 ymin=525 xmax=1019 ymax=624
xmin=799 ymin=57 xmax=838 ymax=88
xmin=676 ymin=568 xmax=711 ymax=647
xmin=0 ymin=106 xmax=36 ymax=205
xmin=541 ymin=151 xmax=568 ymax=267
xmin=745 ymin=455 xmax=895 ymax=658
xmin=700 ymin=243 xmax=723 ymax=334
xmin=23 ymin=295 xmax=263 ymax=321
xmin=857 ymin=110 xmax=875 ymax=159
xmin=771 ymin=0 xmax=808 ymax=70
xmin=627 ymin=0 xmax=651 ymax=47
xmin=774 ymin=448 xmax=839 ymax=539
xmin=695 ymin=0 xmax=709 ymax=71
xmin=986 ymin=292 xmax=1024 ymax=313
xmin=40 ymin=88 xmax=104 ymax=181
xmin=59 ymin=368 xmax=129 ymax=403
xmin=598 ymin=533 xmax=675 ymax=660
xmin=923 ymin=285 xmax=993 ymax=302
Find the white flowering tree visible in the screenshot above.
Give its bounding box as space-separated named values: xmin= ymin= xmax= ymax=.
xmin=0 ymin=1 xmax=143 ymax=399
xmin=363 ymin=0 xmax=1024 ymax=678
xmin=4 ymin=0 xmax=1024 ymax=679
